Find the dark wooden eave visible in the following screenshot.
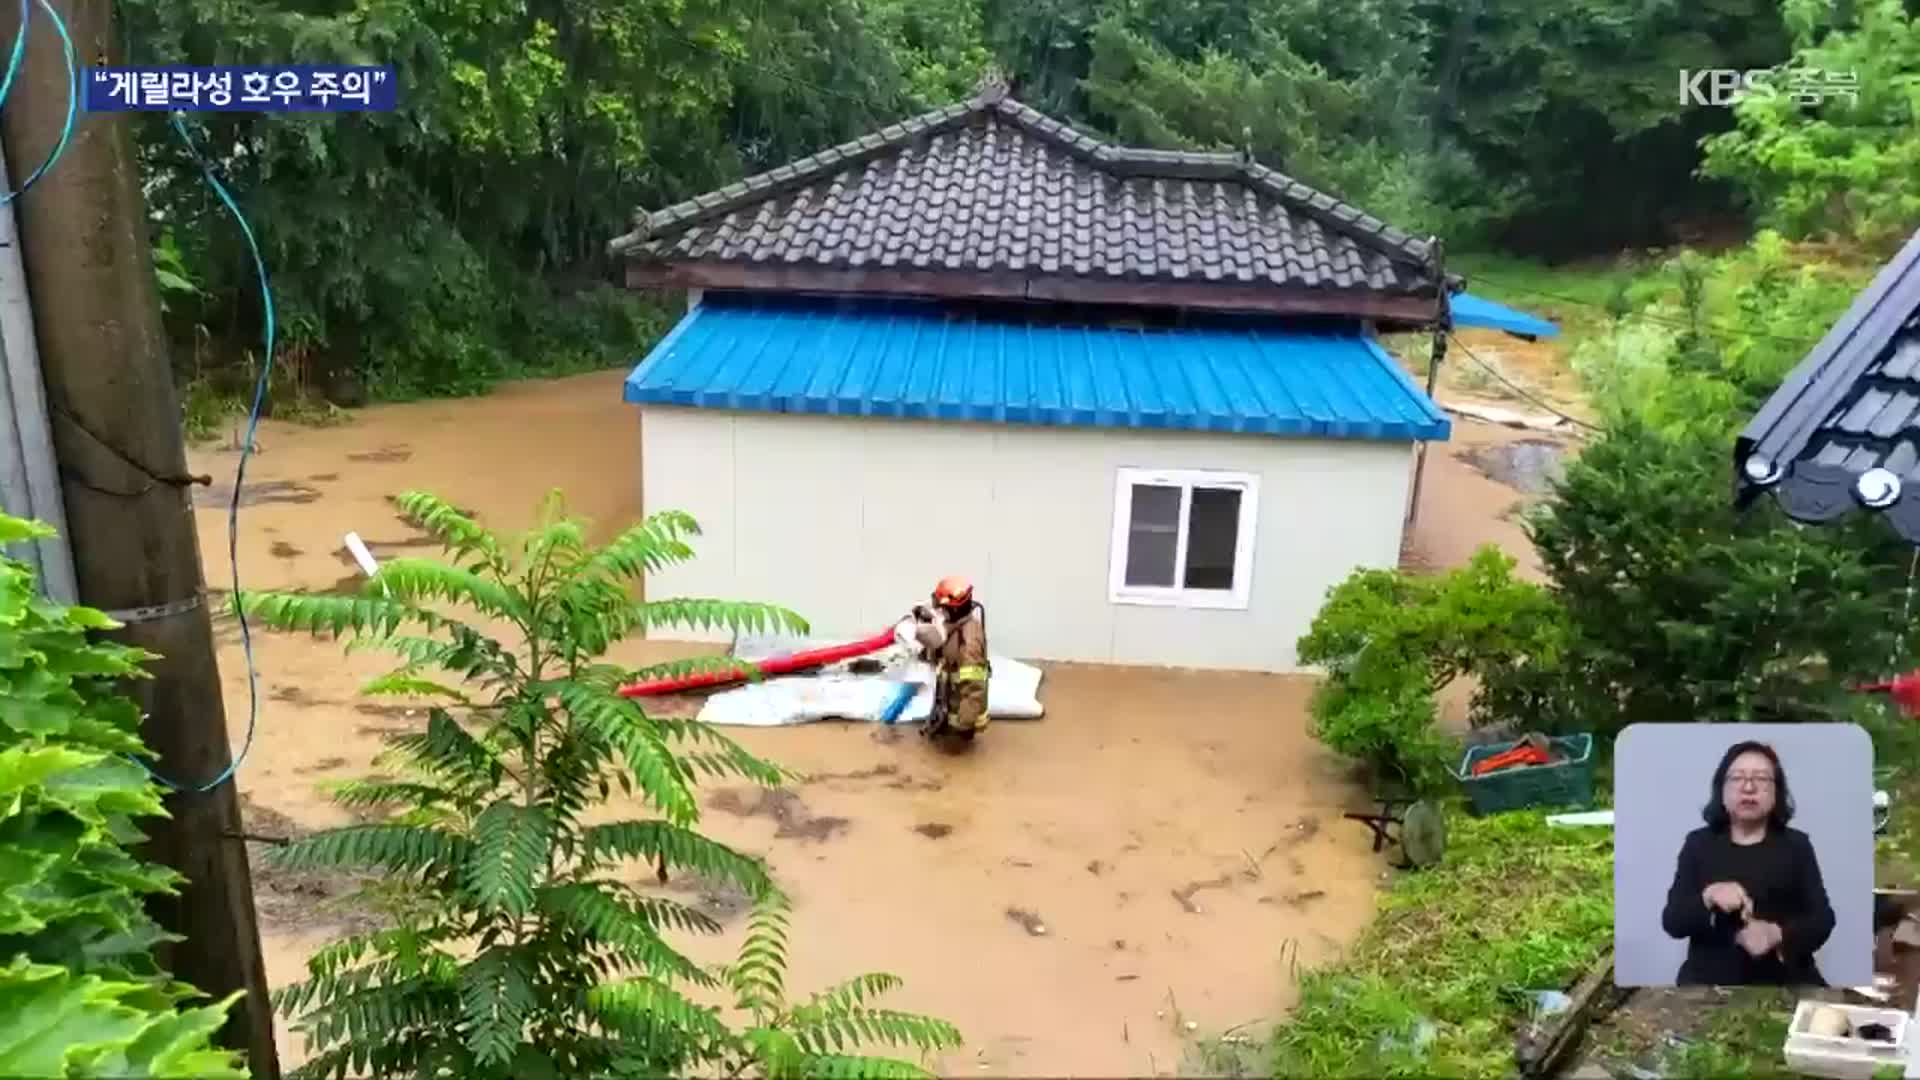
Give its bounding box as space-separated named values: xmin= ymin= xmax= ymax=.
xmin=625 ymin=261 xmax=1444 ymax=324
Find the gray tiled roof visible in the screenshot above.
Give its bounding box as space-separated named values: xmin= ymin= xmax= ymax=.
xmin=1737 ymin=228 xmax=1920 ymax=542
xmin=609 ymin=89 xmax=1439 ymax=295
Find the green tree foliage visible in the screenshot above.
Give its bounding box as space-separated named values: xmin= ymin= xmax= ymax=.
xmin=121 ymin=0 xmax=1869 ymax=407
xmin=1080 ymin=1 xmax=1482 ymax=238
xmin=119 ymin=0 xmax=907 ymax=401
xmin=991 ymin=0 xmax=1795 ymax=252
xmin=1428 ymin=0 xmax=1789 ymax=252
xmin=240 ymin=491 xmax=961 ymax=1079
xmin=1297 ymin=547 xmax=1567 ymax=793
xmin=1701 ymin=0 xmax=1920 ymax=247
xmin=977 ymin=0 xmax=1105 ymax=115
xmin=0 ymin=512 xmax=245 ymax=1077
xmin=865 ymin=0 xmax=994 ymax=108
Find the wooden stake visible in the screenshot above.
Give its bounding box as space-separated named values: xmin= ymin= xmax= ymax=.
xmin=0 ymin=2 xmax=279 ymax=1074
xmin=1515 ymin=949 xmax=1622 ymax=1079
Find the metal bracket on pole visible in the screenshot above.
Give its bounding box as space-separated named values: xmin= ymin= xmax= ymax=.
xmin=101 ymin=593 xmax=207 ymax=626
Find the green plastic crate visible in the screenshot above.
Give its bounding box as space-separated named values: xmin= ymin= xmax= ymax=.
xmin=1451 ymin=733 xmax=1595 ymax=815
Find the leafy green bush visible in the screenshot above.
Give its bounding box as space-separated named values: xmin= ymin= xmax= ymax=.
xmin=1297 ymin=547 xmax=1567 ymax=794
xmin=0 ymin=959 xmax=245 ymax=1079
xmin=518 ymin=284 xmax=679 ymax=378
xmin=0 ymin=513 xmax=245 ymax=1077
xmin=1570 ymin=233 xmax=1874 ymax=441
xmin=242 ymin=491 xmax=961 ymax=1080
xmin=1511 ymin=415 xmax=1916 ymax=737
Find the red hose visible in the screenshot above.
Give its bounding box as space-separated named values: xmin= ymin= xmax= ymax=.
xmin=617 ymin=629 xmax=899 ymax=698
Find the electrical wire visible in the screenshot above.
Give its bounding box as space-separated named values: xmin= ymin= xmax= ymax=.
xmin=0 ymin=0 xmax=28 ymax=107
xmin=0 ymin=0 xmax=75 ymax=206
xmin=1446 ymin=332 xmax=1601 ymax=434
xmin=136 ymin=112 xmax=274 ymax=795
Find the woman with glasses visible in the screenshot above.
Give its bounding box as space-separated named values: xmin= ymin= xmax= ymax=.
xmin=1660 ymin=740 xmax=1835 ymax=985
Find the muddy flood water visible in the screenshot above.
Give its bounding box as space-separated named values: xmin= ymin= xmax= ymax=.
xmin=184 ymin=367 xmax=1564 ymax=1076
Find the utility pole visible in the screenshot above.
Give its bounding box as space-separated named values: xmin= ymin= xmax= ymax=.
xmin=0 ymin=2 xmax=280 ymax=1076
xmin=1406 ymin=237 xmax=1449 ymax=534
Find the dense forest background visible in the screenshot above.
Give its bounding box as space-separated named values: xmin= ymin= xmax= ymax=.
xmin=114 ymin=0 xmax=1919 ymax=408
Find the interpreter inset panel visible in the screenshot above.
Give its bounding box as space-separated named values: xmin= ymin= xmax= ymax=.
xmin=1614 ymin=723 xmax=1873 ymax=989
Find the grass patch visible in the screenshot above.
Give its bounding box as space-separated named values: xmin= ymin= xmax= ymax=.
xmin=1451 ymin=251 xmax=1671 ymax=338
xmin=1657 ymin=988 xmax=1796 ymax=1079
xmin=178 ymin=358 xmax=353 ymax=447
xmin=1268 ymin=810 xmax=1613 ymax=1078
xmin=180 ymin=375 xmax=245 ymax=445
xmin=1865 ymin=705 xmax=1920 ymax=884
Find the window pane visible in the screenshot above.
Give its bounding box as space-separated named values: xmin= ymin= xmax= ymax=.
xmin=1182 ymin=486 xmax=1242 ymax=590
xmin=1124 ymin=484 xmax=1180 ymax=587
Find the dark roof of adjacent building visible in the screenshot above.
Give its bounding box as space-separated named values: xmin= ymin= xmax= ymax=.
xmin=608 ymin=84 xmax=1451 ymax=325
xmin=1736 ymin=227 xmax=1920 ymax=542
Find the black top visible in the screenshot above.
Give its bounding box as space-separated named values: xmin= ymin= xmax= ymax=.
xmin=1660 ymin=826 xmax=1834 ymax=986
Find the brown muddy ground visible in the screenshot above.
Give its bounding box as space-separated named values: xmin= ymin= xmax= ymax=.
xmin=185 ymin=368 xmax=1562 ymax=1076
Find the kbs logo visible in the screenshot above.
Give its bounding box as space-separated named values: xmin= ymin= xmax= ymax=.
xmin=1679 ymin=67 xmax=1860 ymax=107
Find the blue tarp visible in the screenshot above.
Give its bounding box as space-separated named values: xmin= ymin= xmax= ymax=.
xmin=624 ymin=295 xmax=1451 ymax=442
xmin=1450 ymin=292 xmax=1560 ymax=339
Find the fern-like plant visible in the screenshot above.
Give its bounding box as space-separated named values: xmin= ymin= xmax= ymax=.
xmin=244 ymin=491 xmax=961 ymax=1079
xmin=0 ymin=512 xmax=245 ymax=1078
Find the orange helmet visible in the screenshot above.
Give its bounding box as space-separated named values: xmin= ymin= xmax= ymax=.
xmin=932 ymin=575 xmax=973 ymax=609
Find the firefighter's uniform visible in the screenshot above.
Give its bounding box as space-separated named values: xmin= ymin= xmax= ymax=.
xmin=922 ymin=576 xmax=989 ymax=741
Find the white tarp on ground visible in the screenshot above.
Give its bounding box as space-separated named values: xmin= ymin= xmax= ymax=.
xmin=695 ymin=626 xmax=1045 ymax=728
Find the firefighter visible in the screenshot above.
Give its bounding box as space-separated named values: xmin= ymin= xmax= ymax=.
xmin=918 ymin=575 xmax=989 ymax=745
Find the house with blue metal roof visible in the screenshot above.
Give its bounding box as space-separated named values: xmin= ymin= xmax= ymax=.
xmin=607 ymin=81 xmax=1554 ymax=672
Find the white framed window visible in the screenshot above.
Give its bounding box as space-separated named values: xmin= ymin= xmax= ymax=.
xmin=1109 ymin=468 xmax=1259 ymax=609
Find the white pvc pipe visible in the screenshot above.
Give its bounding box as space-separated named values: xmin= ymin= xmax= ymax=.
xmin=342 ymin=532 xmax=380 ymax=578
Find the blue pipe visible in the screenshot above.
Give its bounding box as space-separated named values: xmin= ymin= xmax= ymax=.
xmin=879 ymin=682 xmax=917 ymax=725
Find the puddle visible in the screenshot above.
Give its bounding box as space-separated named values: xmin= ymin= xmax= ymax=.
xmin=652 ymin=871 xmax=754 ymax=924
xmin=1457 ymin=438 xmax=1567 ymax=496
xmin=239 ymin=795 xmax=386 ymax=934
xmin=708 ymin=786 xmax=851 ymax=842
xmin=809 ymin=761 xmax=941 ymax=792
xmin=347 ymin=444 xmax=413 ymax=463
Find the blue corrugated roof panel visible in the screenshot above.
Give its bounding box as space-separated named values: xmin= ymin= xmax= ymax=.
xmin=1451 ymin=292 xmax=1560 ymax=339
xmin=624 ymin=296 xmax=1451 ymax=442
